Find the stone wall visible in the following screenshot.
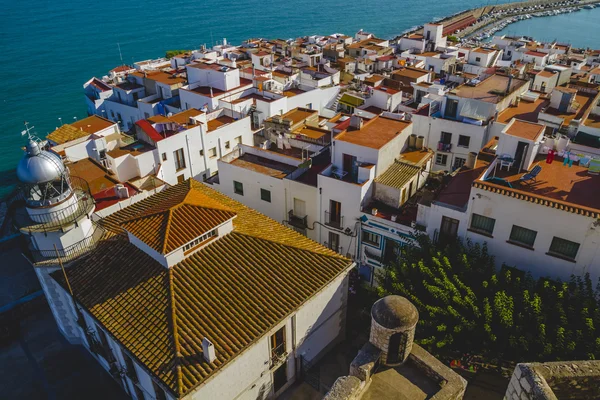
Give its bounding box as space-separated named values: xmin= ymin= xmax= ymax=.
xmin=409 ymin=344 xmax=468 ymax=400
xmin=505 ymin=360 xmax=600 ymax=400
xmin=369 ymin=317 xmax=415 ymax=365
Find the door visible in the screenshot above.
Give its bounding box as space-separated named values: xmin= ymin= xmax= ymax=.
xmin=273 ymin=363 xmax=288 ymax=393
xmin=293 ymin=198 xmax=306 ymax=217
xmin=329 ymin=200 xmax=342 ymax=228
xmin=439 ymin=216 xmax=459 ymax=245
xmin=382 ymin=238 xmax=402 ymax=266
xmin=387 ymin=331 xmax=407 ymax=364
xmin=514 ymin=141 xmax=529 ymax=172
xmin=328 ymin=231 xmax=340 ymax=252
xmin=342 ymin=154 xmax=358 ymax=182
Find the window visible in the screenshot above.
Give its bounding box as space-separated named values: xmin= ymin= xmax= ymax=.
xmin=199 ymin=149 xmax=204 ymax=156
xmin=123 ymin=353 xmax=139 ymax=384
xmin=174 ymin=148 xmax=186 ymax=171
xmin=509 ymin=225 xmax=537 ymax=248
xmin=182 ymin=229 xmax=217 ymax=252
xmin=548 ymin=237 xmax=580 ymax=260
xmin=209 ymin=147 xmax=217 ymax=158
xmin=435 ymin=154 xmax=448 ymax=166
xmin=453 ymin=157 xmax=466 ymax=169
xmin=161 ymin=153 xmax=167 ymax=161
xmin=95 ymin=324 xmax=114 ymax=361
xmin=327 ymin=200 xmax=342 ymax=228
xmin=234 ymin=135 xmax=242 ymax=144
xmin=328 ymin=231 xmax=340 ymax=252
xmin=458 ymin=135 xmax=470 ymax=148
xmin=152 ymin=381 xmax=167 ymax=400
xmin=362 ymin=231 xmax=380 ymax=247
xmin=445 ymin=99 xmax=458 ymax=119
xmin=261 ymin=188 xmax=271 ymax=202
xmin=470 ymin=213 xmax=496 ymax=236
xmin=475 ymin=56 xmax=481 ymax=62
xmin=440 ymin=131 xmax=452 ymax=145
xmin=224 ymin=140 xmax=230 ymax=149
xmin=177 ymin=174 xmax=185 ymax=183
xmin=134 ymin=385 xmax=145 ymax=400
xmin=234 ymin=181 xmax=244 ymax=195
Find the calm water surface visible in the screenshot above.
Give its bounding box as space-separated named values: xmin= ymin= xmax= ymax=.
xmin=1 ymin=0 xmax=598 ymax=196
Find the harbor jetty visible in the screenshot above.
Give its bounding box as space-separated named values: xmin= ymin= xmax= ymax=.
xmin=395 ymin=0 xmax=599 ymax=44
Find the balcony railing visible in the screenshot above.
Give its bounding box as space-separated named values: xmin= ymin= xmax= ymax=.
xmin=438 ymin=142 xmax=452 ymax=152
xmin=288 ymin=210 xmax=308 ymax=229
xmin=364 ymin=247 xmax=382 ymax=262
xmin=25 ymin=224 xmax=107 ymax=265
xmin=270 ymin=343 xmax=288 ymax=368
xmin=324 ymin=211 xmax=343 ymax=229
xmin=12 ymin=176 xmax=95 ymax=234
xmin=324 ymin=242 xmax=342 ymax=254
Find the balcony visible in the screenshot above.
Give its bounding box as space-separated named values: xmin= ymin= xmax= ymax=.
xmin=288 ymin=210 xmax=308 ymax=230
xmin=437 ymin=142 xmax=452 ymax=152
xmin=270 ymin=343 xmax=288 ymax=368
xmin=325 ymin=211 xmax=344 ymax=229
xmin=24 ymin=224 xmax=107 ymax=266
xmin=11 ymin=176 xmax=95 ymax=234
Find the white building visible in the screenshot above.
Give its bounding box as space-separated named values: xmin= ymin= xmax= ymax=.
xmin=15 ymin=166 xmax=354 ymax=400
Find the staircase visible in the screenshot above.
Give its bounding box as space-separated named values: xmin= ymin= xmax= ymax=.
xmin=327 ymin=92 xmax=343 ymax=112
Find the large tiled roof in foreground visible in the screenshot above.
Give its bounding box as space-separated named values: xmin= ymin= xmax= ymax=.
xmin=55 ymin=180 xmax=351 ymax=397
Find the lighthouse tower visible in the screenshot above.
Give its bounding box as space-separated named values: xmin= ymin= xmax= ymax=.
xmin=14 ymin=138 xmax=96 ymax=343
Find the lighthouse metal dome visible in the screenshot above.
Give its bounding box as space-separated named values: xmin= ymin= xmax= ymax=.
xmin=16 ymin=140 xmax=66 ymax=184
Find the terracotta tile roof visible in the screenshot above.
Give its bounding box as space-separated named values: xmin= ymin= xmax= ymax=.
xmin=121 ymin=189 xmax=236 ymax=254
xmin=47 ymin=124 xmax=90 ymax=144
xmin=375 ymin=160 xmax=421 ymax=190
xmin=56 ymin=180 xmax=350 ymax=397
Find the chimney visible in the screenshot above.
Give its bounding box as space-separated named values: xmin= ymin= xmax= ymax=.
xmin=202 ymin=337 xmax=217 ymax=363
xmin=350 ymin=115 xmax=363 ymax=130
xmin=505 ymin=74 xmax=513 ymax=96
xmin=465 ymin=151 xmax=478 ymax=169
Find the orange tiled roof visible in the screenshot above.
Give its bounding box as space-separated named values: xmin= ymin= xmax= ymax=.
xmin=121 ymin=189 xmax=236 ymax=254
xmin=56 ymin=180 xmax=351 ymax=397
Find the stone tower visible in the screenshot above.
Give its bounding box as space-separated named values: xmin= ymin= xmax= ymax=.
xmin=369 ymin=295 xmax=419 ymax=366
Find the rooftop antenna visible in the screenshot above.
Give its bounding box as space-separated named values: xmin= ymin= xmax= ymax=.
xmin=21 ymin=121 xmax=36 ymax=139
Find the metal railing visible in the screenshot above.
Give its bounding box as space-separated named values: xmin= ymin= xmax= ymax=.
xmin=364 ymin=247 xmax=382 ymax=262
xmin=12 ymin=176 xmax=95 ymax=233
xmin=270 ymin=343 xmax=288 ymax=368
xmin=25 ymin=223 xmax=106 ymax=265
xmin=324 ymin=211 xmax=343 ymax=229
xmin=288 ymin=210 xmax=308 ymax=229
xmin=438 ymin=142 xmax=452 ymax=152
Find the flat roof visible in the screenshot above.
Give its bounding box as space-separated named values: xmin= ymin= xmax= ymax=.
xmin=477 ymin=155 xmax=600 ymax=213
xmin=107 ymin=141 xmax=155 ymax=158
xmin=71 ymin=115 xmax=115 ymax=135
xmin=293 ymin=125 xmax=329 ymax=140
xmin=451 ymin=74 xmax=528 ymax=104
xmin=132 ymin=70 xmax=186 ymax=86
xmin=229 ymin=153 xmax=296 ymax=179
xmin=498 ymin=98 xmax=549 ymax=123
xmin=542 ymin=92 xmax=596 ymax=125
xmin=187 ymin=78 xmax=252 ymax=97
xmin=335 ymin=116 xmax=412 ymax=150
xmin=67 ymin=158 xmax=116 ymax=195
xmin=207 ymin=115 xmax=235 ymax=131
xmin=584 ymin=113 xmax=600 ymax=129
xmin=505 ymin=120 xmax=545 ymax=141
xmin=392 ymin=67 xmax=430 ymax=80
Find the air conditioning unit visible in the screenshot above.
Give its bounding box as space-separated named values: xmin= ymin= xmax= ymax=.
xmin=115 ymin=184 xmax=130 ymax=199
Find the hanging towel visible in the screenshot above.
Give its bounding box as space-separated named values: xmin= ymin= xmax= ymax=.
xmin=568 ymin=159 xmax=573 ymax=168
xmin=546 ymin=149 xmax=555 ymax=164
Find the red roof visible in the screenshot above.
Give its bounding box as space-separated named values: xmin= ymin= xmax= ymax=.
xmin=526 ymin=51 xmax=547 ymax=57
xmin=93 ymin=184 xmax=138 ymax=211
xmin=136 ymin=119 xmax=164 ymax=142
xmin=377 ymin=55 xmax=395 ymax=62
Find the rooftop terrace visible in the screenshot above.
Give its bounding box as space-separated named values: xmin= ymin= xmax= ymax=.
xmin=477 ymin=154 xmax=600 ymax=215
xmin=451 ymin=74 xmax=528 ymax=104
xmin=335 ymin=116 xmax=412 ymax=150
xmin=228 ymin=153 xmax=296 ymax=179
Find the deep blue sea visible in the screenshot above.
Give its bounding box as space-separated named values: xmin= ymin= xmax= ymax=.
xmin=1 ymin=0 xmax=599 ymax=197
